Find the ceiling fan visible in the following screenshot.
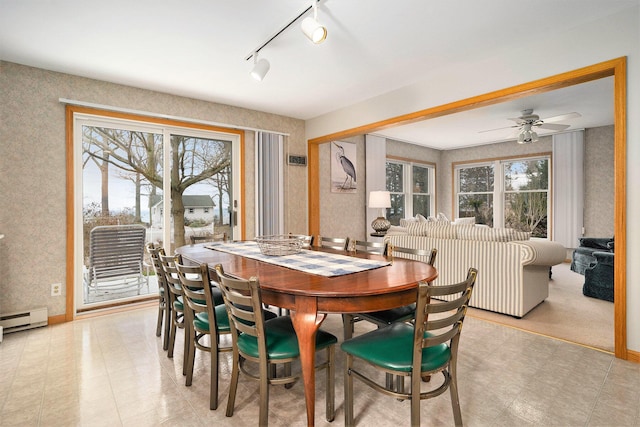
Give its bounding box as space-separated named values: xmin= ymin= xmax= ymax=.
xmin=480 ymin=108 xmax=581 ymax=144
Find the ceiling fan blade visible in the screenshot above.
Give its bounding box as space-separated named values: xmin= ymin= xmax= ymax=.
xmin=507 ymin=129 xmax=521 ymax=138
xmin=542 ymin=112 xmax=581 ymax=123
xmin=478 ymin=124 xmax=518 ymax=134
xmin=537 ymin=123 xmax=570 ymax=131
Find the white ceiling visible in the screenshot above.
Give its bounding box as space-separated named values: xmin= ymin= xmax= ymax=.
xmin=374 ymin=77 xmax=614 ymax=149
xmin=0 ymin=0 xmax=626 ymax=148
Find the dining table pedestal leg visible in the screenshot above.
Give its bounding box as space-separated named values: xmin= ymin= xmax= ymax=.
xmin=290 ymin=296 xmax=326 ymax=427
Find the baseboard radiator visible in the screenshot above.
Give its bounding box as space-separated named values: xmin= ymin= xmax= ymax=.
xmin=0 ymin=307 xmax=48 ymax=334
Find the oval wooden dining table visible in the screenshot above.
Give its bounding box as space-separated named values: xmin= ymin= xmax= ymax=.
xmin=176 ymin=242 xmax=437 ymax=427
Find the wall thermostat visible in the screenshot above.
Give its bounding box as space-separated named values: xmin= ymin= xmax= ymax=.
xmin=288 ymin=155 xmax=307 ymax=166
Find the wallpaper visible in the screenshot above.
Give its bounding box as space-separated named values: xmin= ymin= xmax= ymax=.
xmin=584 ymin=126 xmax=615 ymax=237
xmin=0 ymin=59 xmax=615 ymax=319
xmin=319 ymin=135 xmax=366 ymax=240
xmin=0 ymin=61 xmax=305 ymax=316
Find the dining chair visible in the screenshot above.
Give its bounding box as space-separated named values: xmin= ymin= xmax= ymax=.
xmin=348 ymin=239 xmax=387 ymax=255
xmin=190 ymin=232 xmax=227 ymax=245
xmin=260 ymin=233 xmax=314 ymax=318
xmin=288 ymin=233 xmax=314 ymax=248
xmin=214 ymin=263 xmax=338 ymax=426
xmin=159 ymin=253 xmax=188 ymax=374
xmin=175 ymin=260 xmax=231 ymax=410
xmin=314 ymin=235 xmax=349 ymax=251
xmin=146 ymin=242 xmax=170 ymax=350
xmin=343 ymin=247 xmax=438 ymax=340
xmin=341 ymin=268 xmax=478 ymax=427
xmin=343 ymin=246 xmax=437 ymax=392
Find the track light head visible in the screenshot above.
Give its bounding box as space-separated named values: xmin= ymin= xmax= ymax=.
xmin=301 ymin=16 xmax=327 ymax=43
xmin=250 ymin=55 xmax=270 ymax=81
xmin=301 ymin=1 xmax=327 ymax=44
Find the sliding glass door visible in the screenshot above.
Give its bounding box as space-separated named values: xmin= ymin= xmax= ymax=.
xmin=74 ymin=114 xmax=240 ymax=311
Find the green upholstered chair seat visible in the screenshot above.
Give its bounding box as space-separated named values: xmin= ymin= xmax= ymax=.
xmin=211 ymin=287 xmax=224 ymax=306
xmin=238 ymin=316 xmax=338 ymax=360
xmin=175 ymin=294 xmax=211 ymax=311
xmin=231 ymin=308 xmax=277 ymax=327
xmin=340 ymin=322 xmax=450 ymax=373
xmin=358 ymin=304 xmax=416 ymax=325
xmin=194 ymin=305 xmax=231 ymax=332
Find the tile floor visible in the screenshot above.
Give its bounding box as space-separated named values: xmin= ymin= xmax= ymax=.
xmin=1 ymin=305 xmax=639 ymax=427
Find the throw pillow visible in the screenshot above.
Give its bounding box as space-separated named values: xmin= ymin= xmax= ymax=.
xmin=387 ymin=225 xmax=409 ymax=235
xmin=511 ymin=230 xmax=531 ymax=241
xmin=406 ymin=221 xmax=433 ymax=236
xmin=453 ymin=217 xmax=476 ymax=225
xmin=426 ymin=223 xmax=457 ymax=239
xmin=399 ymin=217 xmax=417 ymax=228
xmin=453 ymin=223 xmax=475 ymax=238
xmin=425 ymin=212 xmax=450 ymax=223
xmin=415 ymin=214 xmax=428 ymax=222
xmin=436 ymin=212 xmax=450 ymax=222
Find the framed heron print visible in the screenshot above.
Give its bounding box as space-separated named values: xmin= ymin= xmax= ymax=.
xmin=331 ymin=141 xmax=357 ymax=193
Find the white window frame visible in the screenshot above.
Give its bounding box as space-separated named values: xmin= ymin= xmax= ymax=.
xmin=386 ymin=159 xmax=435 ymax=222
xmin=454 ymin=155 xmax=551 ymax=236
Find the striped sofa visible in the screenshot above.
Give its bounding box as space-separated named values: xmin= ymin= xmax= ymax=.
xmin=385 ymin=228 xmax=566 ymax=317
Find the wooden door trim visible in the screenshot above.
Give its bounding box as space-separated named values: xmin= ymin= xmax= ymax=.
xmin=307 ymin=57 xmax=628 ymax=359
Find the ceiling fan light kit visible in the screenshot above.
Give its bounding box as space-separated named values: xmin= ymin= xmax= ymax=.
xmin=517 ymin=126 xmax=539 ymax=144
xmin=480 ymin=108 xmax=581 ymax=144
xmin=245 ymin=0 xmax=326 ymax=81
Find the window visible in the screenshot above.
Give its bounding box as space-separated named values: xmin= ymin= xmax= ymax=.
xmin=456 ymin=163 xmax=494 ymax=227
xmin=386 ymin=160 xmax=434 ymax=225
xmin=204 ymin=208 xmax=209 ymax=213
xmin=455 ymin=156 xmax=550 ymax=237
xmin=74 ymin=111 xmax=242 ymax=311
xmin=503 ymin=158 xmax=549 ymax=237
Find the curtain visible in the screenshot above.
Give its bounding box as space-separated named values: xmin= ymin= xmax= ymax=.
xmin=255 ymin=132 xmax=284 ymax=236
xmin=552 ymin=131 xmax=584 ymax=248
xmin=365 ymin=135 xmax=387 ymax=238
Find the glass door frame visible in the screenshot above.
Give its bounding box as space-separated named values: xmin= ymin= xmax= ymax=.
xmin=71 ymin=109 xmax=242 ymax=313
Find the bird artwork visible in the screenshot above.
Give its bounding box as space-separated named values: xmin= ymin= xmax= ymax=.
xmin=332 ymin=142 xmax=356 ymax=192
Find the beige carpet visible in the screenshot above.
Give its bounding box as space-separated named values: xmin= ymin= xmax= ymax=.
xmin=467 ymin=262 xmax=614 ymax=353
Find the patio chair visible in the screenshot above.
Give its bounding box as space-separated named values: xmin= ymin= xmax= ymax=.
xmin=84 ymin=224 xmax=148 ymax=298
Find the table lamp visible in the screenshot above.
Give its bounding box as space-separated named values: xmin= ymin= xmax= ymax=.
xmin=369 ymin=190 xmax=391 ymax=234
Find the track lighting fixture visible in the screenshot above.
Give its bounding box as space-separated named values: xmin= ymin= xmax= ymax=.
xmin=301 ymin=0 xmax=327 ymax=44
xmin=245 ymin=1 xmax=326 ymax=81
xmin=250 ymin=52 xmax=270 ymax=81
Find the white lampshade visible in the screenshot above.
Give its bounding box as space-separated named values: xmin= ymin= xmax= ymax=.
xmin=369 ymin=191 xmax=391 ymax=209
